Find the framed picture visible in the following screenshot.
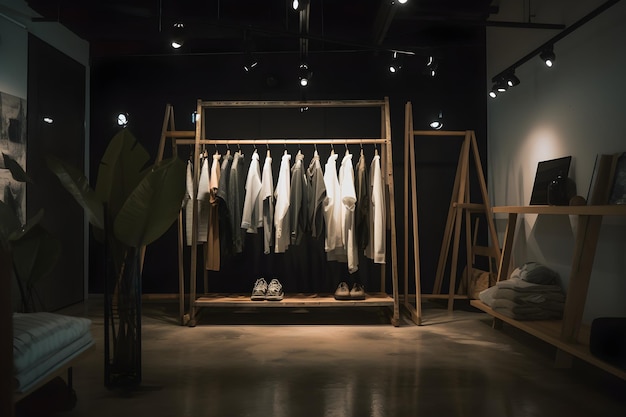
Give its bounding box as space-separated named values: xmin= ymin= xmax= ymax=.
xmin=608 ymin=152 xmax=626 ymax=205
xmin=529 ymin=156 xmax=572 ymax=205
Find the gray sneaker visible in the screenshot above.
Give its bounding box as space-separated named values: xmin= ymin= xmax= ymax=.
xmin=265 ymin=279 xmax=284 ymax=301
xmin=334 ymin=282 xmax=350 ymax=300
xmin=251 ymin=278 xmax=268 ymax=301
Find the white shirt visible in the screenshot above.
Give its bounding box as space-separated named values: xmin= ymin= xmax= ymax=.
xmin=365 ymin=153 xmax=386 ymax=264
xmin=260 ymin=151 xmax=274 ymax=254
xmin=241 ymin=150 xmax=262 ymax=233
xmin=340 ymin=151 xmax=358 ymax=273
xmin=323 ymin=152 xmax=345 ymax=260
xmin=274 ymin=151 xmax=291 ymax=253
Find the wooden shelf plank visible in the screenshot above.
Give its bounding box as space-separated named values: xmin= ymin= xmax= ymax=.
xmin=493 ymin=205 xmax=626 ymax=216
xmin=470 ymin=300 xmax=626 ymax=380
xmin=195 ymin=292 xmax=395 ymax=308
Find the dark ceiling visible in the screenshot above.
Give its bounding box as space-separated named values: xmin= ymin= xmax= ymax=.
xmin=25 ymin=0 xmax=500 ymax=60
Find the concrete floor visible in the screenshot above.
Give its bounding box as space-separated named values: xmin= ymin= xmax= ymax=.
xmin=17 ymin=300 xmax=626 ymax=417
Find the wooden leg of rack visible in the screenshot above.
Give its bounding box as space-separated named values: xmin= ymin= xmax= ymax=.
xmin=492 ymin=317 xmax=503 ymax=330
xmin=555 ymin=349 xmax=574 ymax=368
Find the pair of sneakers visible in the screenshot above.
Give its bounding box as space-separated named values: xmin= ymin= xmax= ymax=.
xmin=251 ymin=278 xmax=284 ymax=301
xmin=334 ymin=282 xmax=366 ymax=300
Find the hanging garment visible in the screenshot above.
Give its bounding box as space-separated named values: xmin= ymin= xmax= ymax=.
xmin=205 ymin=152 xmax=221 ymax=271
xmin=274 ymin=151 xmax=291 ymax=253
xmin=216 ymin=150 xmax=233 ymax=261
xmin=196 ymin=154 xmax=210 ymax=243
xmin=339 ymin=151 xmax=358 ymax=273
xmin=365 ymin=152 xmax=386 ymax=264
xmin=289 ymin=150 xmax=308 ymax=246
xmin=260 ymin=150 xmax=274 ymax=254
xmin=355 ymin=150 xmax=370 ymax=251
xmin=228 ymin=151 xmax=245 ymax=254
xmin=184 ymin=159 xmax=194 ymax=246
xmin=307 ymin=150 xmax=326 ymax=239
xmin=323 ymin=152 xmax=345 ymax=261
xmin=241 ymin=149 xmax=263 ymax=233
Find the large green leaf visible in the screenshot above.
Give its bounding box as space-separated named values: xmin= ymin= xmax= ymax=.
xmin=0 ymin=200 xmax=21 ymax=245
xmin=46 ymin=155 xmax=104 ymax=230
xmin=95 ymin=129 xmax=151 ymax=219
xmin=114 ymin=156 xmax=186 ymax=248
xmin=2 ymin=152 xmax=32 ymax=183
xmin=12 ymin=222 xmax=61 ymax=285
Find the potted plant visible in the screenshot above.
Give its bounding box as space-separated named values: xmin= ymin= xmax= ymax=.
xmin=47 ymin=128 xmax=185 ymax=388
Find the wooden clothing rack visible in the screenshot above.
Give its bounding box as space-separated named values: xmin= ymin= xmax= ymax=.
xmin=403 ymin=101 xmax=500 ymax=324
xmin=157 ymin=98 xmax=401 ymax=326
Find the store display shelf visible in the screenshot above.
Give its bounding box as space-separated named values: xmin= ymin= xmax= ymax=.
xmin=195 ymin=292 xmax=395 ymax=308
xmin=470 ymin=300 xmax=626 ymax=380
xmin=492 ymin=205 xmax=626 ymax=216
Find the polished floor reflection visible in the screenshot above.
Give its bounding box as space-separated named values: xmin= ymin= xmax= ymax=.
xmin=18 ymin=300 xmax=626 ymax=417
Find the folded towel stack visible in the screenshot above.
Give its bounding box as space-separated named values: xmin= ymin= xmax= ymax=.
xmin=479 ymin=262 xmax=564 ymax=320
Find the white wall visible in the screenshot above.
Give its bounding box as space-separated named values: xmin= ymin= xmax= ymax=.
xmin=487 ymin=0 xmax=626 ymax=321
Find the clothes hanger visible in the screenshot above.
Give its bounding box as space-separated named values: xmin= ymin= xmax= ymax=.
xmin=266 ymin=142 xmax=271 ymax=158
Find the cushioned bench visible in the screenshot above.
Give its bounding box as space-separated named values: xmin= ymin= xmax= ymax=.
xmin=13 ymin=312 xmax=95 ymax=402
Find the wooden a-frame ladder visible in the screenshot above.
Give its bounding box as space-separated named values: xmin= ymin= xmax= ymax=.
xmin=403 ymin=101 xmax=501 ymax=324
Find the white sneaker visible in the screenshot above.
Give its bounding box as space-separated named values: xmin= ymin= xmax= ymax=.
xmin=251 ymin=278 xmax=268 ymax=301
xmin=265 ymin=279 xmax=284 ymax=301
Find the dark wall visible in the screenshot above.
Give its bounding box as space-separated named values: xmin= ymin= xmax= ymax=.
xmin=89 ymin=38 xmax=488 ymax=295
xmin=27 ymin=34 xmax=86 ymax=311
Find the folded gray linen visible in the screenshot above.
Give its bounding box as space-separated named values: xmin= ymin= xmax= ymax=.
xmin=510 ymin=261 xmax=559 ymax=285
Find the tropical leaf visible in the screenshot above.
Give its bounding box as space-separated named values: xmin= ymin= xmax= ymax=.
xmin=11 ymin=223 xmax=61 ymax=285
xmin=0 ymin=200 xmax=21 ymax=245
xmin=2 ymin=152 xmax=32 ymax=183
xmin=114 ymin=156 xmax=185 ymax=248
xmin=8 ymin=209 xmax=44 ymax=241
xmin=95 ymin=129 xmax=150 ymax=219
xmin=46 ymin=155 xmax=104 ymax=230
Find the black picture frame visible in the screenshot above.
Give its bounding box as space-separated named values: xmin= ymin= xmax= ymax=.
xmin=608 ymin=152 xmax=626 ymax=205
xmin=529 ymin=156 xmax=572 ymax=205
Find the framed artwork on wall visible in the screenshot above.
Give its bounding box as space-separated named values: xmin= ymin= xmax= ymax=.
xmin=0 ymin=91 xmax=27 ymax=224
xmin=529 ymin=156 xmax=572 ymax=205
xmin=608 ymin=152 xmax=626 ymax=205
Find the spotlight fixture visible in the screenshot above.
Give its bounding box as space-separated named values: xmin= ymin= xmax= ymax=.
xmin=540 ymin=46 xmax=556 ymax=68
xmin=292 ymin=0 xmax=309 ymax=11
xmin=42 ymin=116 xmax=54 ymax=124
xmin=505 ymin=71 xmax=520 ymax=87
xmin=388 ymin=51 xmax=402 ymax=74
xmin=170 ymin=22 xmax=185 ymax=49
xmin=495 ymin=78 xmax=508 ymax=93
xmin=299 ymin=63 xmax=312 ymax=87
xmin=397 ymin=0 xmax=409 ymax=4
xmin=429 ymin=111 xmax=444 ymax=130
xmin=243 ymin=54 xmax=258 ymax=72
xmin=488 ymin=88 xmax=498 ymax=99
xmin=117 ymin=112 xmax=129 ymax=127
xmin=425 ymin=55 xmax=438 ymax=77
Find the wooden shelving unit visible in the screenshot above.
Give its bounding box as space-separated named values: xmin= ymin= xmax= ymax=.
xmin=473 ymin=204 xmax=626 ymax=380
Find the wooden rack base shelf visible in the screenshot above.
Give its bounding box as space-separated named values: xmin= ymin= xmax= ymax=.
xmin=195 ymin=293 xmax=394 ymax=308
xmin=475 ymin=204 xmax=626 ymax=381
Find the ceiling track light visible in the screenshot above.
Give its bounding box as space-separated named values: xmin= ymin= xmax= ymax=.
xmin=170 ymin=22 xmax=185 ymax=49
xmin=488 ymin=88 xmax=498 ymax=99
xmin=388 ymin=51 xmax=402 ymax=74
xmin=540 ymin=46 xmax=556 ymax=68
xmin=487 ymin=0 xmax=620 ymax=99
xmin=292 ymin=0 xmax=310 ymax=12
xmin=429 ymin=111 xmax=444 ymax=130
xmin=299 ymin=63 xmax=312 ymax=87
xmin=505 ymin=72 xmax=520 ymax=87
xmin=117 ymin=112 xmax=129 ymax=127
xmin=425 ymin=55 xmax=439 ymax=77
